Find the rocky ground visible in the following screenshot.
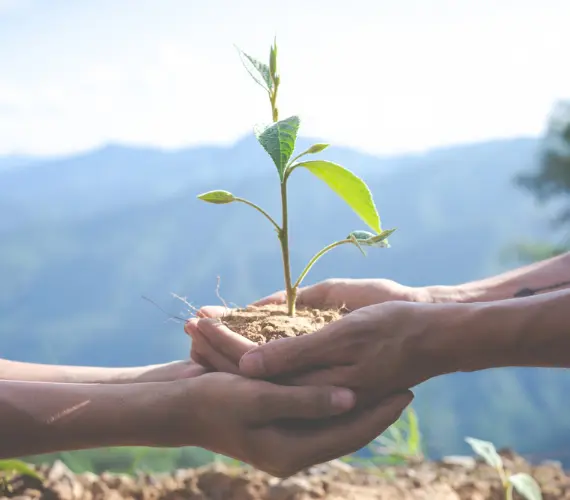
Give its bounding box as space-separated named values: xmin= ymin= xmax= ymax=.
xmin=2 ymin=450 xmax=569 ymax=500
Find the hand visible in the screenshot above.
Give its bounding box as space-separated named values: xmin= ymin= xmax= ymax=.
xmin=239 ymin=302 xmax=462 ymax=401
xmin=184 ymin=278 xmax=427 ymax=372
xmin=155 ymin=372 xmax=413 ymax=477
xmin=190 ymin=301 xmax=462 ymax=401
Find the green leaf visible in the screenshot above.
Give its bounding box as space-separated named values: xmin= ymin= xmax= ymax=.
xmin=509 ymin=473 xmax=542 ymax=500
xmin=254 ymin=116 xmax=300 ymax=181
xmin=269 ymin=38 xmax=277 ymax=80
xmin=235 ymin=46 xmax=272 ymax=91
xmin=348 ymin=229 xmax=395 ymax=248
xmin=406 ymin=408 xmax=422 ymax=455
xmin=0 ymin=460 xmax=42 ymax=481
xmin=305 ymin=143 xmax=329 ymax=154
xmin=197 ymin=190 xmax=236 ymax=204
xmin=465 ymin=437 xmax=503 ymax=469
xmin=297 ymin=160 xmax=381 ymax=233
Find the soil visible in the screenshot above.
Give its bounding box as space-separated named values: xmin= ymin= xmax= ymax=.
xmin=219 ymin=304 xmax=343 ymax=344
xmin=4 ymin=450 xmax=570 ymax=499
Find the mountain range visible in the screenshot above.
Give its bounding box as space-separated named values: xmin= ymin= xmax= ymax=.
xmin=2 ymin=134 xmax=569 ymax=463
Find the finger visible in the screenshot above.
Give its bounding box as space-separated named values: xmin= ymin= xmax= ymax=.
xmin=252 ymin=288 xmax=309 ymax=307
xmin=197 ymin=306 xmax=231 ymax=318
xmin=277 ymin=365 xmax=357 ymax=389
xmin=190 ymin=328 xmax=241 ymax=374
xmin=190 ymin=348 xmax=212 ymax=369
xmin=184 ymin=318 xmax=200 ymax=337
xmin=251 ymin=291 xmax=286 ymax=307
xmin=252 ymin=383 xmax=356 ymax=422
xmin=196 ymin=318 xmax=255 ymax=363
xmin=289 ymin=391 xmax=414 ymax=469
xmin=239 ymin=325 xmax=337 ymax=379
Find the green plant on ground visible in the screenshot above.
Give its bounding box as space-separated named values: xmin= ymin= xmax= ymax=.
xmin=0 ymin=459 xmax=43 ymax=493
xmin=465 ymin=437 xmax=542 ymax=500
xmin=197 ymin=39 xmax=394 ymax=316
xmin=343 ymin=407 xmax=423 ymax=467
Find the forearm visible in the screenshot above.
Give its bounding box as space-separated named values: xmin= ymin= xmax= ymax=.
xmin=0 ymin=379 xmax=177 ymax=458
xmin=0 ymin=358 xmax=159 ymax=384
xmin=443 ymin=288 xmax=570 ymax=372
xmin=425 ymin=252 xmax=570 ymax=303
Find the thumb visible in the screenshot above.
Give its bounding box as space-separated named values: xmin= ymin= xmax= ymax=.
xmin=252 ymin=383 xmax=356 ymax=422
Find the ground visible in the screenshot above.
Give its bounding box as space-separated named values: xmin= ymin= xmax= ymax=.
xmin=3 ymin=450 xmax=570 ymax=499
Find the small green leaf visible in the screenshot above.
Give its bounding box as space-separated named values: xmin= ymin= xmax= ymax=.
xmin=297 ymin=160 xmax=381 ymax=233
xmin=269 ymin=38 xmax=277 ymax=80
xmin=305 ymin=143 xmax=329 ymax=154
xmin=406 ymin=408 xmax=422 ymax=455
xmin=235 ymin=46 xmax=272 ymax=91
xmin=465 ymin=437 xmax=503 ymax=469
xmin=254 ymin=116 xmax=300 ymax=181
xmin=509 ymin=473 xmax=542 ymax=500
xmin=197 ymin=190 xmax=236 ymax=204
xmin=0 ymin=460 xmax=42 ymax=481
xmin=348 ymin=229 xmax=394 ymax=248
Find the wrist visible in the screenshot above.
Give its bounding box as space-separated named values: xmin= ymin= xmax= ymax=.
xmin=416 ymin=285 xmax=471 ymax=304
xmin=422 ymin=300 xmax=524 ymax=374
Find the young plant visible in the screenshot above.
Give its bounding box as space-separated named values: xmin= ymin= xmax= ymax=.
xmin=342 ymin=407 xmax=423 ymax=467
xmin=465 ymin=437 xmax=542 ymax=500
xmin=0 ymin=459 xmax=43 ymax=494
xmin=197 ymin=39 xmax=394 ymax=316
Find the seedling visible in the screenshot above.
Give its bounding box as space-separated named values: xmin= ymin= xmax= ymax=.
xmin=342 ymin=407 xmax=423 ymax=468
xmin=197 ymin=39 xmax=394 ymax=316
xmin=0 ymin=459 xmax=43 ymax=494
xmin=465 ymin=437 xmax=542 ymax=500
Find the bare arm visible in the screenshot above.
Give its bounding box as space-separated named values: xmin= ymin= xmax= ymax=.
xmin=425 ymin=252 xmax=570 ymax=303
xmin=445 ymin=288 xmax=570 ymax=372
xmin=0 ymin=380 xmax=171 ymax=458
xmin=0 ymin=358 xmax=199 ymax=384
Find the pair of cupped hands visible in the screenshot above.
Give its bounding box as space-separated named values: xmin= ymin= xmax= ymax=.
xmin=182 ymin=279 xmax=458 ymax=477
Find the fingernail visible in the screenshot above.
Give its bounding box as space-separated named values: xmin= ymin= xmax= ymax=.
xmin=331 ymin=389 xmax=356 ymax=412
xmin=240 ymin=351 xmax=265 ymax=377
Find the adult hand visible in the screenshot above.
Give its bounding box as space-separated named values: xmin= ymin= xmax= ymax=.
xmin=184 ymin=278 xmax=428 ymax=372
xmin=254 ymin=278 xmax=426 ymax=311
xmin=190 ymin=301 xmax=463 ymax=401
xmin=152 ymin=372 xmax=413 ymax=477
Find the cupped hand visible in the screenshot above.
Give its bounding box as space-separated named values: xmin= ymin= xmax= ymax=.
xmin=160 ymin=371 xmax=413 ymax=477
xmin=256 ymin=278 xmax=424 ymax=311
xmin=189 ymin=301 xmax=462 ymax=401
xmin=185 ymin=278 xmax=426 ymax=372
xmin=238 ymin=301 xmax=461 ymax=401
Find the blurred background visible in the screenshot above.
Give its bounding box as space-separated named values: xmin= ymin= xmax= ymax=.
xmin=2 ymin=0 xmax=570 ymax=473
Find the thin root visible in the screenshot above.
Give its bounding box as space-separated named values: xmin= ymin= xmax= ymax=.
xmin=141 ymin=295 xmax=190 ymax=323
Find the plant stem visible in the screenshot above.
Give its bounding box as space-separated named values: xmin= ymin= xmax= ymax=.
xmin=279 ymin=180 xmax=296 ymax=316
xmin=234 ymin=197 xmax=280 ymax=233
xmin=293 ymin=239 xmax=352 ymax=290
xmin=505 ymin=483 xmax=513 ymax=500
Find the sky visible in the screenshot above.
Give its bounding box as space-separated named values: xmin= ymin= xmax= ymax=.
xmin=0 ymin=0 xmax=569 ymax=157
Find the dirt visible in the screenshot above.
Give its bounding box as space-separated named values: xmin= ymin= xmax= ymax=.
xmin=219 ymin=304 xmax=343 ymax=344
xmin=4 ymin=450 xmax=570 ymax=500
